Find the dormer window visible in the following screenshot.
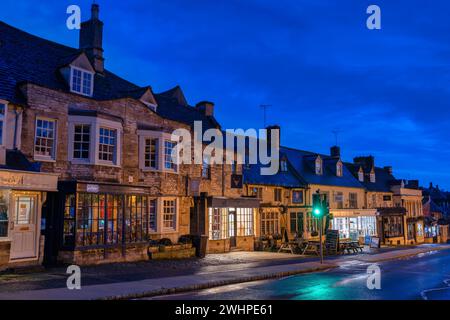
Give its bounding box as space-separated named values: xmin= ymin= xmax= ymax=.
xmin=336 ymin=161 xmax=343 ymax=177
xmin=358 ymin=169 xmax=364 ymax=182
xmin=315 ymin=157 xmax=323 ymax=175
xmin=70 ymin=67 xmax=94 ymax=97
xmin=370 ymin=172 xmax=376 ymax=183
xmin=280 ymin=159 xmax=288 ymax=172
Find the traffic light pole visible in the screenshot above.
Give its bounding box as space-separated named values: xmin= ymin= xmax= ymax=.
xmin=319 ymin=215 xmax=323 ymax=264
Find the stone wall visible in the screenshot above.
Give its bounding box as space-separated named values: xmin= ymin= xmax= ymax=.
xmin=0 ymin=241 xmax=11 ymax=271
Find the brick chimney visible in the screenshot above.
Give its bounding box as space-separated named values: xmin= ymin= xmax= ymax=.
xmin=330 ymin=146 xmax=341 ymax=158
xmin=0 ymin=146 xmax=5 ymax=166
xmin=353 ymin=156 xmax=375 ymax=169
xmin=79 ymin=4 xmax=104 ymax=73
xmin=384 ymin=166 xmax=393 ymax=175
xmin=266 ymin=125 xmax=281 ymax=147
xmin=196 ymin=101 xmax=214 ymax=117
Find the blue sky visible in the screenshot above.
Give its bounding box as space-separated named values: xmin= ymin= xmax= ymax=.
xmin=1 ymin=0 xmax=449 ymax=189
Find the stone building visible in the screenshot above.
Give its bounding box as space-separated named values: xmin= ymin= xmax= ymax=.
xmin=0 ymin=4 xmax=257 ymax=265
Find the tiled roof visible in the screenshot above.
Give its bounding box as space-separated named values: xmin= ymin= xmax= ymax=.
xmin=0 ymin=21 xmax=217 ymax=129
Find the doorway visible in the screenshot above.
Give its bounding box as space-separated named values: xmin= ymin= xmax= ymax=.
xmin=228 ymin=210 xmax=237 ymax=248
xmin=10 ymin=193 xmax=39 ymax=260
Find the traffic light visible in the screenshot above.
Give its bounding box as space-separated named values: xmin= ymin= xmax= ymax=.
xmin=312 ymin=193 xmax=323 ymax=217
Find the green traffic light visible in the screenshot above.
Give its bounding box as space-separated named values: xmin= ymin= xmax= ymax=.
xmin=314 ymin=208 xmax=321 ymax=216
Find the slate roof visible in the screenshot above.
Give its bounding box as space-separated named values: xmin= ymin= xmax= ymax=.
xmin=0 ymin=21 xmax=218 ymax=130
xmin=346 ymin=163 xmax=396 ymax=192
xmin=243 ymin=145 xmax=365 ymax=189
xmin=0 ymin=149 xmax=40 ymax=172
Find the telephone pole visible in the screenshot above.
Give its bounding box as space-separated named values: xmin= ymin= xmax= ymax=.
xmin=260 ymin=104 xmax=272 ymax=127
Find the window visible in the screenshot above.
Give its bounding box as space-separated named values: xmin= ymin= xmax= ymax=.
xmin=261 ymin=211 xmax=279 ymax=236
xmin=209 ymin=208 xmax=228 ymax=240
xmin=0 ymin=190 xmax=9 ymax=238
xmin=274 ymin=188 xmax=282 ymax=202
xmin=306 ymin=212 xmax=319 ymax=233
xmin=73 ymin=124 xmax=90 ymax=160
xmin=98 ymin=127 xmax=116 ymax=163
xmin=335 ymin=192 xmax=344 ymax=209
xmin=337 ymin=162 xmax=343 ymax=177
xmin=149 ymin=199 xmax=157 ymax=232
xmin=0 ymin=103 xmax=5 ymax=145
xmin=163 ymin=199 xmax=176 ymax=230
xmin=144 ymin=138 xmax=158 ymax=169
xmin=164 ymin=140 xmax=177 ymax=171
xmin=280 ymin=159 xmax=288 ymax=172
xmin=383 ymin=195 xmax=392 ymax=201
xmin=71 ymin=67 xmax=93 ymax=97
xmin=349 ymin=193 xmax=358 ymax=209
xmin=125 ymin=195 xmax=148 ymax=243
xmin=34 ymin=118 xmax=56 ymax=159
xmin=202 ymin=156 xmax=211 ymax=179
xmin=358 ymin=170 xmax=364 ymax=182
xmin=315 ymin=157 xmax=322 ymax=175
xmin=292 ymin=190 xmax=304 ymax=204
xmin=236 ymin=208 xmax=254 ymax=236
xmin=63 ymin=194 xmax=76 ymax=246
xmin=370 ymin=172 xmax=376 ymax=183
xmin=250 ymin=187 xmax=263 ymax=199
xmin=383 ymin=216 xmax=403 ymax=238
xmin=290 ymin=212 xmax=304 ymax=236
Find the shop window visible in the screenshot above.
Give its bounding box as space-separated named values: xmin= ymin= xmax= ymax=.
xmin=77 ymin=194 xmax=106 ymax=246
xmin=149 ymin=199 xmax=157 ymax=232
xmin=306 ymin=212 xmax=319 ymax=233
xmin=106 ymin=194 xmax=121 ymax=244
xmin=260 ymin=211 xmax=279 ymax=236
xmin=237 ymin=208 xmax=254 ymax=236
xmin=349 ymin=193 xmax=358 ymax=209
xmin=144 ymin=138 xmax=158 ymax=169
xmin=0 ymin=103 xmax=5 ymax=145
xmin=274 ymin=188 xmax=282 ymax=202
xmin=164 ymin=140 xmax=177 ymax=171
xmin=0 ymin=190 xmax=9 ymax=238
xmin=98 ymin=127 xmax=117 ymax=163
xmin=125 ymin=195 xmax=148 ymax=242
xmin=209 ymin=208 xmax=228 ymax=240
xmin=63 ymin=194 xmax=76 ymax=247
xmin=73 ymin=124 xmax=90 ymax=160
xmin=290 ymin=212 xmax=304 ymax=236
xmin=292 ymin=190 xmax=304 ymax=204
xmin=163 ymin=199 xmax=177 ymax=230
xmin=70 ymin=67 xmax=93 ymax=97
xmin=34 ymin=118 xmax=56 ymax=160
xmin=383 ymin=216 xmax=403 ymax=238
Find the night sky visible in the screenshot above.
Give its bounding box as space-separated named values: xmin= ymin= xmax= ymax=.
xmin=1 ymin=0 xmax=449 ymax=189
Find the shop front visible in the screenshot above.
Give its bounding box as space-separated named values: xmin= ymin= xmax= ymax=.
xmin=0 ymin=169 xmax=58 ymax=270
xmin=206 ymin=197 xmax=259 ymax=253
xmin=330 ymin=209 xmax=377 ymax=242
xmin=47 ymin=180 xmax=181 ymax=265
xmin=406 ymin=217 xmax=424 ymax=245
xmin=377 ymin=207 xmax=407 ymax=246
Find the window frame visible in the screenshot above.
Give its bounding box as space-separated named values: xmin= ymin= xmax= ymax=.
xmin=70 ymin=66 xmax=94 ymax=97
xmin=315 ymin=157 xmax=323 ymax=175
xmin=34 ymin=117 xmax=57 ymax=162
xmin=336 ymin=161 xmax=343 ymax=177
xmin=202 ymin=155 xmax=211 ymax=179
xmin=292 ymin=190 xmax=304 ymax=204
xmin=162 ymin=198 xmax=178 ymax=231
xmin=274 ymin=188 xmax=282 ymax=202
xmin=98 ymin=126 xmax=117 ymax=164
xmin=72 ymin=124 xmax=91 ymax=161
xmin=138 ymin=130 xmax=179 ymax=173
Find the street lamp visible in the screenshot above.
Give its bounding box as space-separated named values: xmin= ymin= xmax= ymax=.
xmin=312 ymin=190 xmax=328 ymax=264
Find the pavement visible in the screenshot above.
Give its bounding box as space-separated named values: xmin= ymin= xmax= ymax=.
xmin=0 ymin=244 xmax=449 ymax=300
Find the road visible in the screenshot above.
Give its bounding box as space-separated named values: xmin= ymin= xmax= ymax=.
xmin=150 ymin=249 xmax=450 ymax=300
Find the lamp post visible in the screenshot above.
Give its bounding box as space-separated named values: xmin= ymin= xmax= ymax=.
xmin=312 ymin=190 xmax=325 ymax=264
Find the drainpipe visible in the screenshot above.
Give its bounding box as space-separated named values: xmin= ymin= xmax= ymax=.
xmin=13 ymin=107 xmax=22 ymax=149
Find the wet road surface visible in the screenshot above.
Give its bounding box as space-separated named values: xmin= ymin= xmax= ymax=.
xmin=150 ymin=249 xmax=450 ymax=300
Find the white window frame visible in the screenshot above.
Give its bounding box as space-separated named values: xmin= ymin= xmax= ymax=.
xmin=72 ymin=123 xmax=91 ymax=162
xmin=315 ymin=157 xmax=323 ymax=175
xmin=138 ymin=130 xmax=179 ymax=173
xmin=0 ymin=101 xmax=7 ymax=146
xmin=149 ymin=198 xmax=158 ymax=233
xmin=358 ymin=170 xmax=364 ymax=182
xmin=370 ymin=172 xmax=376 ymax=183
xmin=336 ymin=162 xmax=343 ymax=177
xmin=68 ymin=116 xmax=122 ymax=167
xmin=160 ymin=197 xmax=178 ymax=232
xmin=34 ymin=117 xmax=57 ymax=162
xmin=70 ymin=66 xmax=94 ymax=97
xmin=98 ymin=126 xmax=117 ymax=164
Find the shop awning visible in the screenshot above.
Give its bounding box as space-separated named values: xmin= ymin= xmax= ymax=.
xmin=207 ymin=196 xmax=260 ymax=208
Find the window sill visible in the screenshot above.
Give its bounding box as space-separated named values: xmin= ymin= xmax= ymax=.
xmin=70 ymin=159 xmax=93 ymax=165
xmin=34 ymin=156 xmax=56 ymax=163
xmin=0 ymin=238 xmax=11 ymax=242
xmin=96 ymin=161 xmax=121 ymax=168
xmin=162 ymin=228 xmax=177 ymax=233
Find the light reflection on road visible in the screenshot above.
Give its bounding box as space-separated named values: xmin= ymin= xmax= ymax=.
xmin=149 ymin=249 xmax=450 ymax=300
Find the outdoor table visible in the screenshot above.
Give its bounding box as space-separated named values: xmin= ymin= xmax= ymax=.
xmin=340 ymin=241 xmax=363 ymax=254
xmin=302 ymin=240 xmax=321 ymax=256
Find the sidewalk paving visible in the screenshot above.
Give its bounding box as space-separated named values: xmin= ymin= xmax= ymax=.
xmin=0 ymin=244 xmax=449 ymax=300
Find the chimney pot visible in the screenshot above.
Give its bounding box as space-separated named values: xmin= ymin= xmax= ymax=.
xmin=91 ymin=4 xmax=100 ymax=19
xmin=384 ymin=166 xmax=393 ymax=175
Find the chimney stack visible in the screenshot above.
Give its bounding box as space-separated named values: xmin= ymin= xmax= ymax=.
xmin=330 ymin=146 xmax=341 ymax=158
xmin=79 ymin=4 xmax=104 ymax=73
xmin=196 ymin=101 xmax=214 ymax=117
xmin=353 ymin=156 xmax=375 ymax=169
xmin=266 ymin=125 xmax=281 ymax=147
xmin=0 ymin=146 xmax=5 ymax=166
xmin=384 ymin=166 xmax=393 ymax=175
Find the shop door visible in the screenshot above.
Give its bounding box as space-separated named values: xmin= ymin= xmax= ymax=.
xmin=229 ymin=210 xmax=237 ymax=248
xmin=10 ymin=194 xmax=38 ymax=260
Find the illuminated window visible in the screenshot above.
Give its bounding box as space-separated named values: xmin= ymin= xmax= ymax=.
xmin=236 ymin=208 xmax=254 ymax=236
xmin=358 ymin=170 xmax=364 ymax=182
xmin=274 ymin=188 xmax=282 ymax=202
xmin=370 ymin=172 xmax=376 ymax=183
xmin=337 ymin=162 xmax=343 ymax=177
xmin=315 ymin=157 xmax=322 ymax=175
xmin=0 ymin=190 xmax=9 ymax=238
xmin=209 ymin=208 xmax=228 ymax=240
xmin=261 ymin=211 xmax=279 ymax=236
xmin=34 ymin=118 xmax=56 ymax=160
